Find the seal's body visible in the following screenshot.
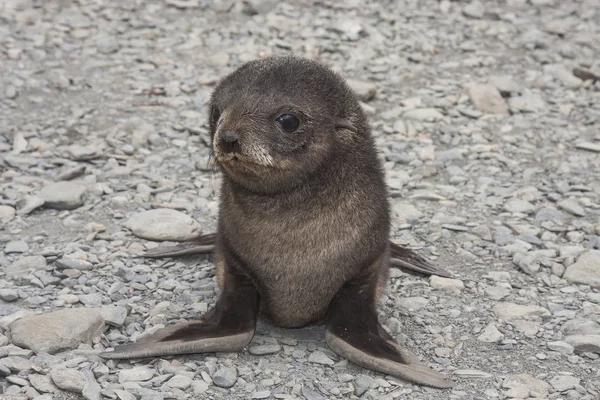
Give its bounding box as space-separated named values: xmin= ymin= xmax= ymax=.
xmin=101 ymin=56 xmax=453 ymax=389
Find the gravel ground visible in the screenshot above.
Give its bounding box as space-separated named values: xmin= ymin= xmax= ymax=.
xmin=1 ymin=0 xmax=600 ymax=399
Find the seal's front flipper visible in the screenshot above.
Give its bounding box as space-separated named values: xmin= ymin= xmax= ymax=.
xmin=100 ymin=266 xmax=258 ymax=359
xmin=389 ymin=241 xmax=454 ymax=278
xmin=143 ymin=233 xmax=217 ymax=258
xmin=325 ymin=269 xmax=453 ymax=389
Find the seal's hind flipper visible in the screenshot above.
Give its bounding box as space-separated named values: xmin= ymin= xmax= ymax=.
xmin=325 ymin=268 xmax=453 ymax=389
xmin=142 ymin=233 xmax=217 ymax=258
xmin=389 ymin=241 xmax=453 ymax=278
xmin=100 ymin=266 xmax=259 ymax=360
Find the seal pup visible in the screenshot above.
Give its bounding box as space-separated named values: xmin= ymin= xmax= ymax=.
xmin=101 ymin=55 xmax=453 ymax=389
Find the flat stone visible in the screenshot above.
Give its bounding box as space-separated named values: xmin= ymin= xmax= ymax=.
xmin=550 ymin=375 xmax=580 ymax=392
xmin=468 ymin=83 xmax=509 ymax=115
xmin=166 ymin=375 xmax=192 ymax=390
xmin=9 ymin=308 xmax=104 ymax=354
xmin=125 ymin=208 xmax=201 ymax=241
xmin=118 ymin=366 xmax=155 ymax=383
xmin=4 ymin=241 xmax=29 ymax=254
xmin=39 ymin=182 xmax=86 ymax=210
xmin=513 ymin=320 xmax=540 ymax=338
xmin=493 ymin=303 xmax=550 ymax=321
xmin=6 ymin=256 xmax=47 ymax=278
xmin=477 ymin=323 xmax=504 ymax=343
xmin=453 ymin=370 xmax=492 ymax=379
xmin=563 ymin=250 xmax=600 ymax=287
xmin=396 ymin=296 xmax=429 ymax=311
xmin=508 ymin=94 xmax=546 ymax=113
xmin=50 ymin=368 xmax=86 ymax=393
xmin=561 ymin=319 xmax=600 ymax=335
xmin=402 ymin=108 xmax=444 ymax=121
xmin=558 ymin=199 xmax=585 ymax=216
xmin=99 ymin=305 xmax=128 ymax=326
xmin=564 ymin=335 xmax=600 ymax=354
xmin=251 ymin=391 xmax=271 ymax=399
xmin=504 ymin=199 xmax=535 ymax=214
xmin=248 ymin=344 xmax=281 ymax=355
xmin=213 ymin=367 xmax=237 ymax=388
xmin=391 ymin=202 xmax=422 ymax=223
xmin=503 ymin=373 xmax=550 ymax=396
xmin=0 ymin=289 xmax=19 ymax=302
xmin=0 ymin=205 xmax=16 ymax=222
xmin=546 ymin=64 xmax=582 ymax=88
xmin=55 ymin=258 xmax=94 ymax=270
xmin=547 ymin=341 xmax=574 ymax=354
xmin=29 ymin=374 xmax=59 ymax=393
xmin=488 ymin=75 xmax=521 ymax=96
xmin=308 ymin=350 xmax=335 ymax=366
xmin=429 ymin=276 xmax=464 ymax=292
xmin=354 ymin=375 xmax=372 ymax=396
xmin=16 ymin=195 xmax=45 ymax=215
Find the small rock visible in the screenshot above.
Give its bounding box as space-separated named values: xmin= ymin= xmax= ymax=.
xmin=0 ymin=205 xmax=16 ymax=222
xmin=0 ymin=289 xmax=19 ymax=302
xmin=547 ymin=341 xmax=574 ymax=354
xmin=477 ymin=323 xmax=504 ymax=343
xmin=55 ymin=258 xmax=94 ymax=271
xmin=564 ymin=335 xmax=600 ymax=354
xmin=39 ymin=182 xmax=86 ymax=210
xmin=508 ymin=94 xmax=546 ymax=113
xmin=125 ymin=209 xmax=201 ymax=241
xmin=99 ymin=305 xmax=128 ymax=327
xmin=504 ymin=199 xmax=535 ymax=214
xmin=251 ymin=391 xmax=271 ymax=399
xmin=6 ymin=256 xmax=47 ymax=278
xmin=9 ymin=308 xmax=104 ymax=354
xmin=308 ymin=350 xmax=335 ymax=366
xmin=29 ymin=374 xmax=59 ymax=393
xmin=166 ymin=375 xmax=192 ymax=390
xmin=429 ymin=276 xmax=464 ymax=292
xmin=354 ymin=375 xmax=372 ymax=396
xmin=118 ymin=367 xmax=155 ymax=383
xmin=213 ymin=367 xmax=237 ymax=388
xmin=396 ymin=296 xmax=429 ymax=311
xmin=248 ymin=344 xmax=281 ymax=355
xmin=4 ymin=241 xmax=29 ymax=254
xmin=392 ymin=202 xmax=422 ymax=223
xmin=16 ymin=196 xmax=45 ymax=215
xmin=453 ymin=370 xmax=492 ymax=379
xmin=50 ymin=368 xmax=86 ymax=393
xmin=82 ymin=369 xmax=101 ymax=400
xmin=563 ymin=250 xmax=600 ymax=287
xmin=493 ymin=303 xmax=550 ymax=320
xmin=468 ymin=84 xmax=509 ymax=115
xmin=402 ymin=108 xmax=444 ymax=121
xmin=558 ymin=199 xmax=585 ymax=217
xmin=546 ymin=64 xmax=582 ymax=88
xmin=561 ymin=319 xmax=599 ymax=335
xmin=462 ymin=1 xmax=485 ymax=18
xmin=550 ymin=375 xmax=580 ymax=392
xmin=503 ymin=374 xmax=550 ymax=396
xmin=488 ymin=75 xmax=520 ymax=96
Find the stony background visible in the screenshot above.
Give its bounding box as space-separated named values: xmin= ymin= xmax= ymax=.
xmin=1 ymin=0 xmax=599 ymax=399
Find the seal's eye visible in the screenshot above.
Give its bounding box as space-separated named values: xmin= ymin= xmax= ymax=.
xmin=275 ymin=114 xmax=300 ymax=133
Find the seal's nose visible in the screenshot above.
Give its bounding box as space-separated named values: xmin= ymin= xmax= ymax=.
xmin=223 ymin=131 xmax=239 ymax=143
xmin=220 ymin=131 xmax=239 ymax=153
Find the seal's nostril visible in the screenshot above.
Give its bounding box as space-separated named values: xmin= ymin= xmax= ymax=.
xmin=223 ymin=131 xmax=239 ymax=143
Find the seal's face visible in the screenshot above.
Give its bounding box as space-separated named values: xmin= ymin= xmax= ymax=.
xmin=208 ymin=55 xmax=367 ymax=193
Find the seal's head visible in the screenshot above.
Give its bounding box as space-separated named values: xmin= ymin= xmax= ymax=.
xmin=208 ymin=55 xmax=369 ymax=194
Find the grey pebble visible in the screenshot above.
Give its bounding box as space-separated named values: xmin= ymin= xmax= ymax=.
xmin=4 ymin=241 xmax=29 ymax=254
xmin=308 ymin=350 xmax=335 ymax=366
xmin=212 ymin=367 xmax=237 ymax=388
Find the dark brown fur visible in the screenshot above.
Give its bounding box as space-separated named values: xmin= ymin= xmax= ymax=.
xmin=101 ymin=56 xmax=452 ymax=389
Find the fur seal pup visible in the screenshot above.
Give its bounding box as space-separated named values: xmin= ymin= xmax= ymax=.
xmin=100 ymin=55 xmax=453 ymax=389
